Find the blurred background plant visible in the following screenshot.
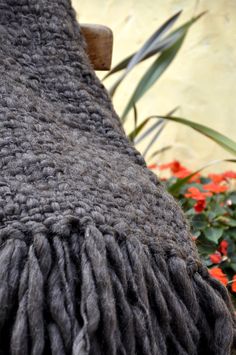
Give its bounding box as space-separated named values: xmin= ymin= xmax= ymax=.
xmin=149 ymin=160 xmax=236 ymax=304
xmin=103 ymin=10 xmax=236 ymax=302
xmin=103 ymin=10 xmax=236 ymax=161
xmin=78 ymin=0 xmax=236 ymax=170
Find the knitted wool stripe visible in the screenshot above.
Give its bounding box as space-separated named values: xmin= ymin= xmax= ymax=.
xmin=0 ymin=0 xmax=235 ymax=354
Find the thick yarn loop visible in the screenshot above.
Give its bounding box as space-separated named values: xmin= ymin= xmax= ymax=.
xmin=0 ymin=0 xmax=235 ymax=354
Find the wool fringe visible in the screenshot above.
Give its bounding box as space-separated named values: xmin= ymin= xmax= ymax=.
xmin=0 ymin=221 xmax=235 ymax=355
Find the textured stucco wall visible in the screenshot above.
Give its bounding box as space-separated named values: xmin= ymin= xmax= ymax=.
xmin=73 ymin=0 xmax=236 ymax=171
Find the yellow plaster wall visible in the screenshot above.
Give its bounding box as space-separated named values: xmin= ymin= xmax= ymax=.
xmin=73 ymin=0 xmax=236 ymax=171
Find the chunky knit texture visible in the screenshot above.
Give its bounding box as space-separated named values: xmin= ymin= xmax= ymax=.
xmin=0 ymin=0 xmax=235 ymax=354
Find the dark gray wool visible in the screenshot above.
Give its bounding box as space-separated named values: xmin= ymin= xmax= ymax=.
xmin=0 ymin=0 xmax=235 ymax=354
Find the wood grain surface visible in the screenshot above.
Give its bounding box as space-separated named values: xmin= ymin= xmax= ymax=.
xmin=81 ymin=24 xmax=113 ymax=71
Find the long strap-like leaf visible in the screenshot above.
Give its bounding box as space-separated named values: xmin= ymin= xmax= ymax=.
xmin=159 ymin=115 xmax=236 ymax=156
xmin=121 ymin=35 xmax=185 ymax=121
xmin=103 ymin=11 xmax=182 ymax=79
xmin=120 ymin=13 xmax=205 ymax=122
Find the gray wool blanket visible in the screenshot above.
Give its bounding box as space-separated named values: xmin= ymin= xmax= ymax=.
xmin=0 ymin=0 xmax=235 ymax=354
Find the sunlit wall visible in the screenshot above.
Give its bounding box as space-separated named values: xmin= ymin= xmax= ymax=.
xmin=73 ymin=0 xmax=236 ymax=171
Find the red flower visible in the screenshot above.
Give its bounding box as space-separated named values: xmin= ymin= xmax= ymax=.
xmin=174 ymin=169 xmax=200 ymax=182
xmin=223 ymin=171 xmax=236 ymax=179
xmin=159 ymin=161 xmax=200 ymax=181
xmin=208 ymin=267 xmax=228 ymax=286
xmin=147 ymin=164 xmax=158 ymax=170
xmin=218 ymin=240 xmax=228 ymax=256
xmin=209 ymin=251 xmax=222 ymax=264
xmin=184 ymin=187 xmax=212 ymax=201
xmin=208 ymin=173 xmax=225 ymax=184
xmin=174 ymin=169 xmax=191 ymax=178
xmin=194 ymin=199 xmax=206 ymax=213
xmin=231 ymin=275 xmax=236 ymax=293
xmin=159 ymin=160 xmax=184 ymax=173
xmin=190 ymin=176 xmax=201 ymax=183
xmin=203 ymin=183 xmax=228 ymax=194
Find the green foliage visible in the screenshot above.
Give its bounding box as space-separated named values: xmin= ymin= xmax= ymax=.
xmin=104 ymin=10 xmax=236 ymax=159
xmin=121 ymin=35 xmax=185 ymax=121
xmin=158 ymin=116 xmax=236 ymax=156
xmin=150 ymin=161 xmax=236 ymax=301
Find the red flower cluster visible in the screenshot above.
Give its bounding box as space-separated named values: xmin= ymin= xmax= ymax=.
xmin=159 ymin=160 xmax=184 ymax=173
xmin=209 ymin=267 xmax=228 ymax=286
xmin=209 ymin=266 xmax=236 ymax=293
xmin=147 ymin=161 xmax=236 ymax=295
xmin=209 ymin=240 xmax=228 ymax=265
xmin=184 ymin=187 xmax=212 ymax=200
xmin=219 ymin=240 xmax=228 ymax=256
xmin=184 ymin=187 xmax=211 ymax=213
xmin=148 ymin=161 xmax=236 ymax=183
xmin=207 ymin=241 xmax=236 ymax=292
xmin=203 ymin=183 xmax=228 ymax=193
xmin=209 ymin=268 xmax=236 ymax=293
xmin=224 ymin=171 xmax=236 ymax=179
xmin=148 ymin=160 xmax=235 ymax=214
xmin=185 ymin=183 xmax=228 ymax=201
xmin=149 ymin=161 xmax=236 ymax=184
xmin=208 ymin=171 xmax=236 ymax=183
xmin=158 ymin=160 xmax=200 ymax=181
xmin=194 ymin=199 xmax=206 ymax=213
xmin=184 ymin=179 xmax=228 ymax=213
xmin=209 ymin=251 xmax=222 ymax=264
xmin=232 ymin=275 xmax=236 ymax=293
xmin=208 ymin=173 xmax=225 ymax=184
xmin=147 ymin=163 xmax=158 ymax=170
